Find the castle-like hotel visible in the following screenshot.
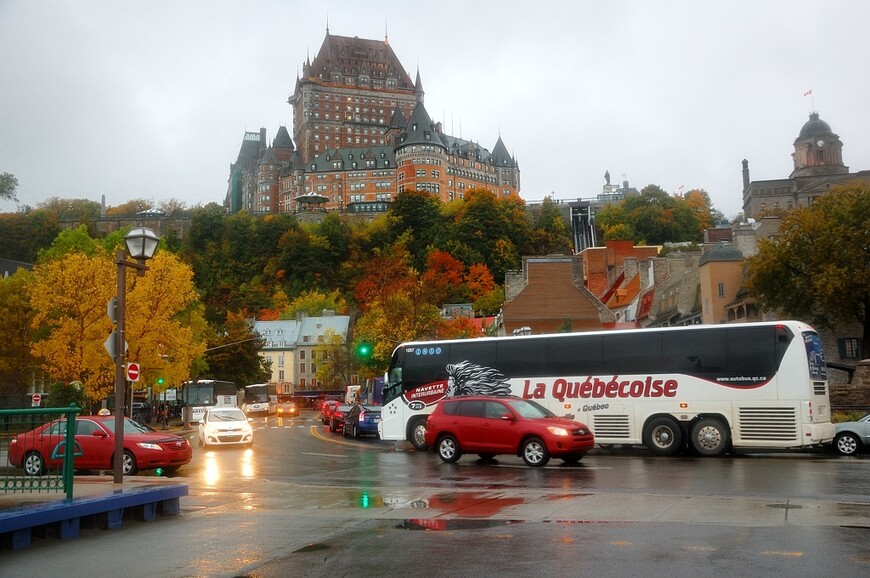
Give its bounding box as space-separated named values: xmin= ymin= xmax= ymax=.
xmin=226 ymin=30 xmax=520 ymax=216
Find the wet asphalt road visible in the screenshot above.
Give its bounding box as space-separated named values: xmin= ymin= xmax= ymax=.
xmin=1 ymin=409 xmax=868 ymax=576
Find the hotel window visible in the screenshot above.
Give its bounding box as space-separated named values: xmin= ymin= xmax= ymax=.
xmin=299 ymin=350 xmax=305 ymax=359
xmin=300 ymin=363 xmax=306 ymax=373
xmin=278 ymin=370 xmax=284 ymax=381
xmin=718 ymin=282 xmax=725 ymax=297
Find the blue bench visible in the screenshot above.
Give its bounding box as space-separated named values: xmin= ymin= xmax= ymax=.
xmin=0 ymin=484 xmax=188 ymax=550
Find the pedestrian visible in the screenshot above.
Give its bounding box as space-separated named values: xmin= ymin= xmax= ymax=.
xmin=160 ymin=404 xmax=169 ymax=428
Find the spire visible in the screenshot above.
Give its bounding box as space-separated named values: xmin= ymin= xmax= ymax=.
xmin=385 ymin=20 xmax=389 ymax=44
xmin=414 ymin=66 xmax=424 ymax=103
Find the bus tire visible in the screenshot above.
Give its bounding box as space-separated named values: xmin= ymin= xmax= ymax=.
xmin=437 ymin=435 xmax=461 ymax=463
xmin=409 ymin=417 xmax=428 ymax=450
xmin=689 ymin=418 xmax=730 ymax=456
xmin=642 ymin=416 xmax=684 ymax=456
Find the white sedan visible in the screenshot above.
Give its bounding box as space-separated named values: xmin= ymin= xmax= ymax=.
xmin=197 ymin=407 xmax=254 ymax=448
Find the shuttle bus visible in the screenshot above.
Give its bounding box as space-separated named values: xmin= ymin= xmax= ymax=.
xmin=378 ymin=321 xmax=834 ymax=456
xmin=242 ymin=383 xmax=278 ymax=415
xmin=180 ymin=379 xmax=239 ymax=423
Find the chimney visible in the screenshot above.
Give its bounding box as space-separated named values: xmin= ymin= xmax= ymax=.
xmin=742 ymin=159 xmax=750 ymax=191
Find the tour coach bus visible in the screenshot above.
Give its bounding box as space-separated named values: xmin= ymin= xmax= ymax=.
xmin=378 ymin=321 xmax=835 ymax=456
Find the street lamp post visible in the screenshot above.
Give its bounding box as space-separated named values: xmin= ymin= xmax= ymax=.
xmin=113 ymin=226 xmax=160 ymax=483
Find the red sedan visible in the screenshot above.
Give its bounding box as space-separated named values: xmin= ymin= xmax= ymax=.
xmin=7 ymin=415 xmax=192 ymax=476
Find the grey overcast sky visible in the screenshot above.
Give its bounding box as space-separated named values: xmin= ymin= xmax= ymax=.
xmin=2 ymin=1 xmax=868 ymax=220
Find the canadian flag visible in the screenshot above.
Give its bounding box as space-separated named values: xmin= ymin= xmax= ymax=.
xmin=804 ymin=89 xmax=813 ymax=96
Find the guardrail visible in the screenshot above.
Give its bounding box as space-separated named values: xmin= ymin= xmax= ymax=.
xmin=0 ymin=405 xmax=81 ymax=500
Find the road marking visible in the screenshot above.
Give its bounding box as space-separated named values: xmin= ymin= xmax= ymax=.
xmin=682 ymin=546 xmax=718 ymax=552
xmin=611 ymin=541 xmax=633 ymax=546
xmin=760 ymin=551 xmax=803 ymax=557
xmin=301 ymin=452 xmax=350 ymax=458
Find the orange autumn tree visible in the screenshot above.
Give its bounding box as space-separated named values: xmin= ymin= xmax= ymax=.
xmin=353 ymin=244 xmax=444 ymax=367
xmin=421 ymin=249 xmax=467 ymax=305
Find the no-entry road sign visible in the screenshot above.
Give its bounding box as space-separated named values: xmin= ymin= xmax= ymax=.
xmin=126 ymin=362 xmax=141 ymax=382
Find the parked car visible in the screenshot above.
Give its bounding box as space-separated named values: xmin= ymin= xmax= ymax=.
xmin=197 ymin=407 xmax=254 ymax=448
xmin=832 ymin=414 xmax=870 ymax=456
xmin=343 ymin=404 xmax=381 ymax=439
xmin=329 ymin=405 xmax=352 ymax=433
xmin=7 ymin=415 xmax=192 ymax=476
xmin=277 ymin=401 xmax=298 ymax=417
xmin=424 ymin=396 xmax=595 ymax=467
xmin=320 ymin=400 xmax=340 ymax=425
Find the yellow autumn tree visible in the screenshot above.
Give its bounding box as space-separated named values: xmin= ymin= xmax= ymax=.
xmin=30 ymin=248 xmax=206 ymax=401
xmin=30 ymin=251 xmax=116 ymax=398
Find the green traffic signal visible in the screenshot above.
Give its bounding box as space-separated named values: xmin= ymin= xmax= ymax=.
xmin=156 ymin=377 xmax=165 ymax=385
xmin=357 ymin=343 xmax=372 ymax=358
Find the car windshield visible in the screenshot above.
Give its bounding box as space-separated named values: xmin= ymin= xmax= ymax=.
xmin=101 ymin=418 xmax=152 ymax=434
xmin=506 ymin=399 xmax=556 ymax=419
xmin=210 ymin=410 xmax=246 ymax=422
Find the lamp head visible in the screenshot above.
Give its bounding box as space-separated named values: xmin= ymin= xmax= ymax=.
xmin=124 ymin=227 xmax=160 ymax=260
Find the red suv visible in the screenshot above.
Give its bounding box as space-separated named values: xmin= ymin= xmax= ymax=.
xmin=424 ymin=396 xmax=594 ymax=467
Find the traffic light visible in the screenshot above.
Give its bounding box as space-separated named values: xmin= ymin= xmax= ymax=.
xmin=357 ymin=342 xmax=372 ymax=359
xmin=156 ymin=376 xmax=165 ymax=385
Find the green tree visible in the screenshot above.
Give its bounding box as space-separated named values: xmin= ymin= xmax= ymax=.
xmin=596 ymin=185 xmax=703 ymax=244
xmin=745 ymin=181 xmax=870 ymax=358
xmin=387 ymin=190 xmax=443 ymax=270
xmin=38 ymin=197 xmax=101 ymax=222
xmin=314 ymin=329 xmax=354 ymax=387
xmin=47 ymin=380 xmax=88 ymax=410
xmin=202 ymin=311 xmax=270 ymax=385
xmin=0 ymin=172 xmax=18 ymax=202
xmin=0 ymin=210 xmax=62 ymax=262
xmin=526 ymin=196 xmax=572 ymax=255
xmin=284 ymin=289 xmax=348 ymax=318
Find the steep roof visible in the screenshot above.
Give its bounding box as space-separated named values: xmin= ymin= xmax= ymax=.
xmin=490 ymin=135 xmax=513 ymax=167
xmin=396 ymin=102 xmax=446 ymax=150
xmin=308 ymin=32 xmax=414 ymax=90
xmin=273 ymin=126 xmax=294 ymax=150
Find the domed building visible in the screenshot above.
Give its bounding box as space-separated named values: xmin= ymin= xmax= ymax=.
xmin=741 ymin=111 xmax=868 ymax=219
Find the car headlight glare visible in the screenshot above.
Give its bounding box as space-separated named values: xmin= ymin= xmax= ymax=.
xmin=546 ymin=426 xmax=570 ymax=437
xmin=138 ymin=442 xmax=162 ymax=450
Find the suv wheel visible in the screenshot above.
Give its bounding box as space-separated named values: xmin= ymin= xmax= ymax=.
xmin=521 ymin=437 xmax=550 ymax=467
xmin=437 ymin=435 xmax=462 ymax=463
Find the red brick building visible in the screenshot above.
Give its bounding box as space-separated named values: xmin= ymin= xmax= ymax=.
xmin=227 ymin=29 xmax=520 ymax=216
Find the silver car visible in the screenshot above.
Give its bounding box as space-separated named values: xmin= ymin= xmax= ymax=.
xmin=833 ymin=414 xmax=870 ymax=456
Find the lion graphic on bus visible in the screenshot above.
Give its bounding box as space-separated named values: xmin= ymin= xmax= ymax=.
xmin=445 ymin=360 xmax=512 ymax=397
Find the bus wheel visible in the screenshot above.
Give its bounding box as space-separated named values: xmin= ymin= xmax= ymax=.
xmin=643 ymin=416 xmax=684 ymax=456
xmin=690 ymin=418 xmax=730 ymax=456
xmin=409 ymin=418 xmax=428 ymax=450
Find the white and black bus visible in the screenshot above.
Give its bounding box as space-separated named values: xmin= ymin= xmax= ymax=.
xmin=378 ymin=321 xmax=834 ymax=456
